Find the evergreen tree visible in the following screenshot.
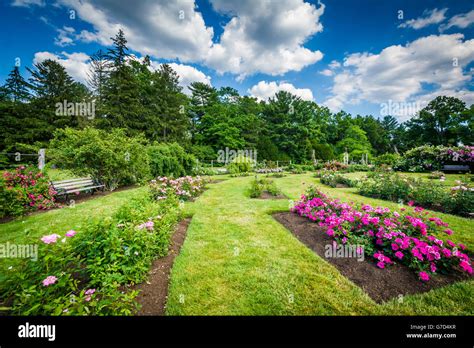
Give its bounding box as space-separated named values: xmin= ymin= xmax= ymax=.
xmin=3 ymin=66 xmax=31 ymax=102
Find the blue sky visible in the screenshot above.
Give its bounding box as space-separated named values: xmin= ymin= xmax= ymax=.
xmin=1 ymin=0 xmax=473 ymax=120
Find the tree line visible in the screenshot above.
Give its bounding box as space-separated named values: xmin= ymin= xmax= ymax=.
xmin=1 ymin=30 xmax=473 ymax=163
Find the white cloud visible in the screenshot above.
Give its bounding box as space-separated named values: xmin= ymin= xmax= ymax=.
xmin=328 ymin=60 xmax=341 ymax=69
xmin=323 ymin=34 xmax=474 ymax=116
xmin=206 ymin=0 xmax=325 ymax=79
xmin=319 ymin=69 xmax=333 ymax=76
xmin=440 ymin=10 xmax=474 ymax=31
xmin=248 ymin=81 xmax=314 ymax=101
xmin=54 ymin=26 xmax=76 ymax=47
xmin=53 ymin=0 xmax=324 ymax=79
xmin=168 ymin=63 xmax=211 ymax=95
xmin=148 ymin=60 xmax=211 ymax=94
xmin=11 ymin=0 xmax=44 ymax=7
xmin=399 ymin=8 xmax=448 ymax=29
xmin=57 ymin=0 xmax=214 ymax=62
xmin=33 ymin=51 xmax=90 ymax=84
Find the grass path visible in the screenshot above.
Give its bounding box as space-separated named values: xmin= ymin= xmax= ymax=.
xmin=167 ymin=174 xmax=474 ymax=315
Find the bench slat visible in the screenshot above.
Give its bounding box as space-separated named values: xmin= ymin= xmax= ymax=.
xmin=53 ymin=180 xmax=95 ymax=188
xmin=56 ymin=185 xmax=104 ymax=195
xmin=51 ymin=177 xmax=91 ymax=184
xmin=51 ymin=176 xmax=104 ymax=196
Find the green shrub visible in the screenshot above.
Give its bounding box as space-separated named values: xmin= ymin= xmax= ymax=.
xmin=248 ymin=177 xmax=281 ymax=198
xmin=313 ymin=144 xmax=335 ymax=161
xmin=49 ymin=127 xmax=150 ymax=190
xmin=320 ymin=171 xmax=358 ymax=188
xmin=148 ymin=142 xmax=196 ymax=178
xmin=373 ymin=153 xmax=400 ymax=167
xmin=227 ymin=155 xmax=254 ymax=174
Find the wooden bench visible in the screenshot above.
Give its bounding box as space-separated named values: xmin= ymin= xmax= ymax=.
xmin=441 ymin=164 xmax=470 ymax=173
xmin=50 ymin=177 xmax=105 ymax=200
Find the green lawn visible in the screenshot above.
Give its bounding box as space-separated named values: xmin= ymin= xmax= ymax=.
xmin=1 ymin=173 xmax=473 ymax=315
xmin=167 ymin=173 xmax=474 ymax=315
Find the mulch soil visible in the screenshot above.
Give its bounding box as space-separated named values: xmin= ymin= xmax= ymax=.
xmin=134 ymin=218 xmax=192 ymax=315
xmin=273 ymin=211 xmax=471 ymax=303
xmin=258 ymin=191 xmax=287 ymax=200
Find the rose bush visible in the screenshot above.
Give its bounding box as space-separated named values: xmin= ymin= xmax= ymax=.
xmin=149 ymin=176 xmax=205 ymax=201
xmin=0 ymin=166 xmax=57 ymax=218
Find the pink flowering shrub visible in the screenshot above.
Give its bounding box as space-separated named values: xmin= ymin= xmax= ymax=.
xmin=1 ymin=192 xmax=180 ymax=315
xmin=292 ymin=185 xmax=472 ymax=282
xmin=149 ymin=176 xmax=205 ymax=201
xmin=0 ymin=165 xmax=57 ymax=218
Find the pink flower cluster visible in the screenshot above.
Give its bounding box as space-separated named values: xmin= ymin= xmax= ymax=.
xmin=2 ymin=166 xmax=57 ymax=212
xmin=42 ymin=275 xmax=58 ymax=287
xmin=446 ymin=146 xmax=474 ymax=163
xmin=84 ymin=288 xmax=96 ymax=302
xmin=41 ymin=230 xmax=77 ymax=244
xmin=292 ymin=187 xmax=473 ymax=281
xmin=137 ymin=220 xmax=154 ymax=231
xmin=150 ymin=176 xmax=204 ymax=201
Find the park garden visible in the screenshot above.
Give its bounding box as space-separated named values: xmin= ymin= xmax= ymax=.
xmin=0 ymin=30 xmax=473 ymax=316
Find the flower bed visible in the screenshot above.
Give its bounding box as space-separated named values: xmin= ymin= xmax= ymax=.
xmin=1 ymin=188 xmax=181 ymax=315
xmin=358 ymin=172 xmax=473 ymax=217
xmin=291 ymin=186 xmax=472 ymax=282
xmin=149 ymin=176 xmax=205 ymax=201
xmin=0 ymin=166 xmax=58 ymax=218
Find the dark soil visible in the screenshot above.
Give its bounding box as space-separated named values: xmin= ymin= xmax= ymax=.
xmin=335 ymin=183 xmax=349 ymax=188
xmin=134 ymin=218 xmax=192 ymax=315
xmin=273 ymin=211 xmax=471 ymax=303
xmin=258 ymin=191 xmax=287 ymax=200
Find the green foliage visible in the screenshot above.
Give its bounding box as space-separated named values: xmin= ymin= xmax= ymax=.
xmin=313 ymin=143 xmax=335 ymax=161
xmin=320 ymin=171 xmax=358 ymax=188
xmin=403 ymin=96 xmax=471 ymax=147
xmin=374 ymin=153 xmax=400 ymax=167
xmin=248 ymin=177 xmax=281 ymax=198
xmin=148 ymin=142 xmax=196 ymax=178
xmin=49 ymin=127 xmax=150 ymax=190
xmin=336 ymin=125 xmax=373 ymax=159
xmin=227 ymin=155 xmax=254 ymax=174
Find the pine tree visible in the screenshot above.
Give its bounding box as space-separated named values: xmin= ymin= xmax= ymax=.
xmin=87 ymin=49 xmax=109 ymax=105
xmin=99 ymin=29 xmax=142 ymax=131
xmin=3 ymin=66 xmax=31 ymax=102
